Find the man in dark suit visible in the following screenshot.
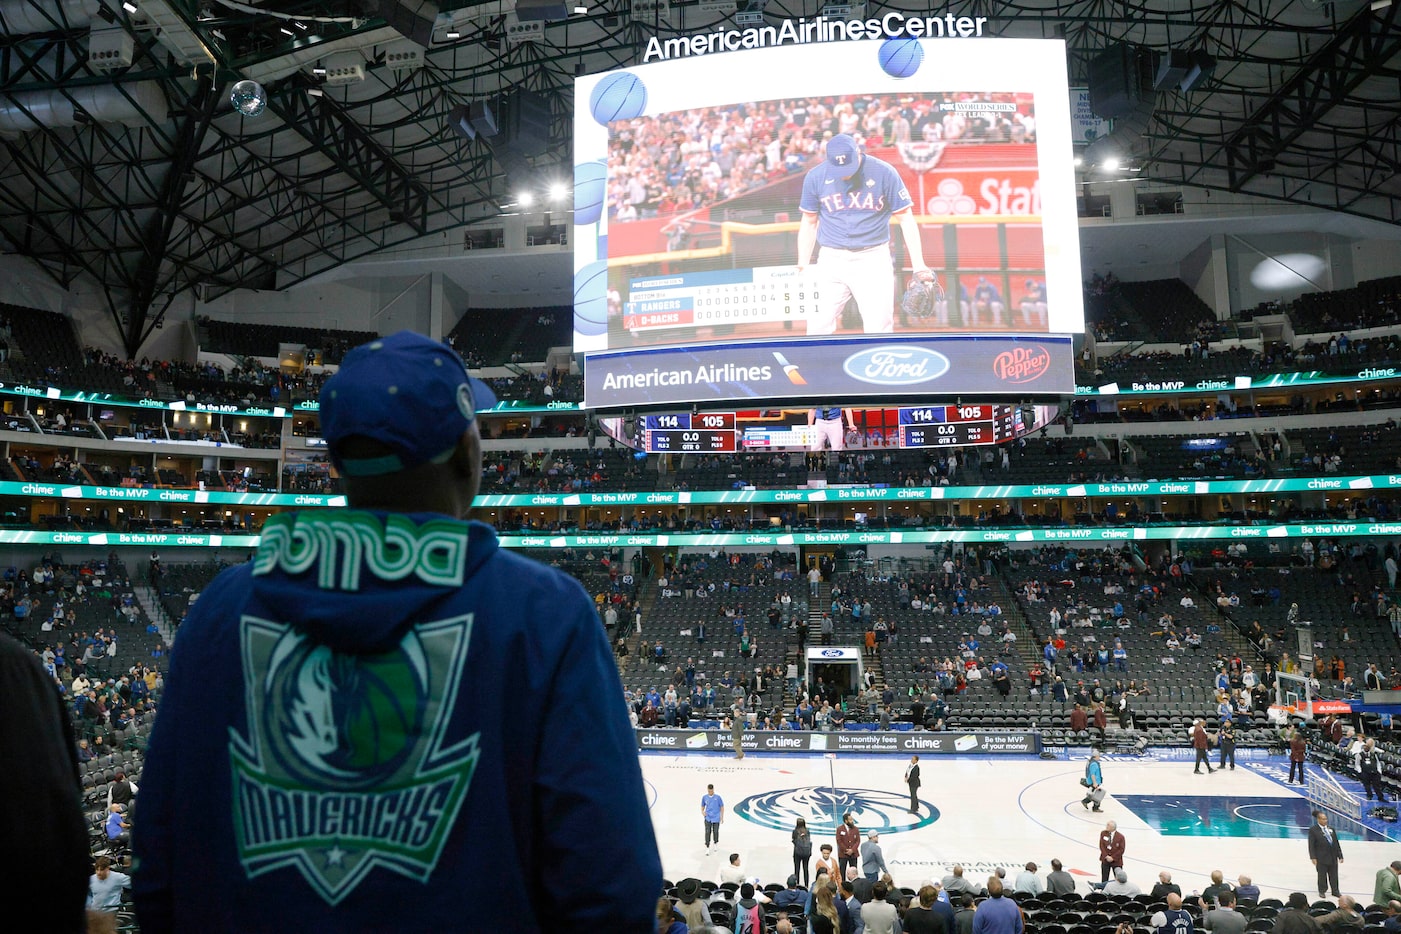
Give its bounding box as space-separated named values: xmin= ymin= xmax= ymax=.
xmin=1308 ymin=810 xmax=1344 ymax=898
xmin=906 ymin=755 xmax=922 ymax=813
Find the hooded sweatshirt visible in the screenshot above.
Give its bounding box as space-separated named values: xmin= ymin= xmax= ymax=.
xmin=132 ymin=510 xmax=660 ymax=933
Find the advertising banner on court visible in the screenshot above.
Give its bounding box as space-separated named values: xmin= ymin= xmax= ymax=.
xmin=635 ymin=728 xmax=1041 ymax=754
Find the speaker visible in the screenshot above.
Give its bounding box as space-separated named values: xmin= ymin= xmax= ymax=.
xmin=447 ymin=103 xmax=476 ymax=141
xmin=1088 ymin=43 xmax=1150 ymax=119
xmin=1153 ymin=49 xmax=1191 ymax=91
xmin=515 ymin=0 xmax=570 ymax=20
xmin=469 ymin=99 xmax=499 ymax=138
xmin=377 ymin=0 xmax=438 ymax=47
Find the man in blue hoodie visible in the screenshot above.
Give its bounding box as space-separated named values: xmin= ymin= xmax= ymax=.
xmin=132 ymin=331 xmax=661 ymax=933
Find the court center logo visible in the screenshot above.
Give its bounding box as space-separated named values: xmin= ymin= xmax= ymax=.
xmin=735 ymin=786 xmax=939 ymax=835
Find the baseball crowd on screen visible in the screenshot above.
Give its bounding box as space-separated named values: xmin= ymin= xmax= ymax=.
xmin=605 ymin=92 xmax=1037 ymax=226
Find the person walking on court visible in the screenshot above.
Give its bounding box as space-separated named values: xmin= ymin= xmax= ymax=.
xmin=1308 ymin=810 xmax=1344 ymax=898
xmin=905 ymin=754 xmax=922 ymax=813
xmin=836 ymin=812 xmax=861 ymax=881
xmin=792 ymin=817 xmax=813 ymax=887
xmin=1289 ymin=729 xmax=1308 ymax=784
xmin=130 ymin=331 xmax=662 ymax=934
xmin=1192 ymin=719 xmax=1215 ymax=774
xmin=1356 ymin=738 xmax=1388 ymax=802
xmin=860 ymin=831 xmax=889 ymax=882
xmin=731 ymin=700 xmax=746 ymax=758
xmin=1218 ymin=719 xmax=1236 ymax=771
xmin=1099 ymin=820 xmax=1125 ymax=884
xmin=702 ymin=783 xmax=724 ymax=854
xmin=1082 ymin=750 xmax=1105 ymax=811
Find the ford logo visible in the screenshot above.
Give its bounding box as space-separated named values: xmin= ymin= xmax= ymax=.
xmin=842 ymin=346 xmax=950 ymax=386
xmin=821 ymin=648 xmax=844 ymax=657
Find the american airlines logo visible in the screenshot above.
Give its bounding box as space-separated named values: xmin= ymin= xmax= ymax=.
xmin=842 ymin=346 xmax=950 ymax=386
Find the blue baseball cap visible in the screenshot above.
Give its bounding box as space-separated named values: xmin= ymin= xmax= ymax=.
xmin=319 ymin=331 xmax=496 ymax=477
xmin=825 ymin=134 xmax=861 ymax=175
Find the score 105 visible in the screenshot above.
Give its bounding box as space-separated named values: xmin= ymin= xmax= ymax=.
xmin=643 ymin=413 xmax=737 ymax=431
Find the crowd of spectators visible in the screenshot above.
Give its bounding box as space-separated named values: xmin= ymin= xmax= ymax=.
xmin=606 ymin=92 xmax=1035 ymax=223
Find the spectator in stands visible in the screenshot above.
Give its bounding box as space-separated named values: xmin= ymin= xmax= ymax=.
xmin=1150 ymin=893 xmax=1193 ymax=934
xmin=1274 ymin=892 xmax=1322 ymax=934
xmin=1314 ymin=896 xmax=1363 ymax=930
xmin=1150 ymin=872 xmax=1181 ymax=899
xmin=131 ymin=333 xmax=660 ymax=933
xmin=1102 ymin=869 xmax=1140 ymax=897
xmin=105 ymin=803 xmax=130 ymax=846
xmin=1013 ymin=862 xmax=1043 ymax=896
xmin=1045 ymin=859 xmax=1076 ymax=896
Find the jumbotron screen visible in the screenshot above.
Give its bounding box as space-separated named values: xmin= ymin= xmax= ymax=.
xmin=573 ymin=37 xmax=1081 ymax=408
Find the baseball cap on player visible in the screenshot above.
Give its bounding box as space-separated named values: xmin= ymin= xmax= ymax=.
xmin=825 ymin=133 xmax=861 ymax=176
xmin=319 ymin=330 xmax=496 ymax=477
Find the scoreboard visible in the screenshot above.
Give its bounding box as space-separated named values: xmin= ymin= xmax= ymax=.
xmin=897 ymin=405 xmax=1021 ymax=448
xmin=638 ymin=405 xmax=1026 ymax=453
xmin=643 ymin=412 xmax=737 ymax=453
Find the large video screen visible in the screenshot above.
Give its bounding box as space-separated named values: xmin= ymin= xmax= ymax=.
xmin=573 ymin=38 xmax=1082 ymax=407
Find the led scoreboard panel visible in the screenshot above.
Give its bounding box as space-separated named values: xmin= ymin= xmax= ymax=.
xmin=897 ymin=404 xmax=1020 ymax=448
xmin=643 ymin=412 xmax=737 ymax=452
xmin=574 ymin=38 xmax=1084 ymax=409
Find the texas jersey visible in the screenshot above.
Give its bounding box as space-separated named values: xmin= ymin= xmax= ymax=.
xmin=799 ymin=153 xmax=914 ymax=250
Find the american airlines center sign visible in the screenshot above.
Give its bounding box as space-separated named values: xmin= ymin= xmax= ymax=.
xmin=635 ymin=729 xmax=1041 ymax=755
xmin=642 ymin=13 xmax=992 ymax=62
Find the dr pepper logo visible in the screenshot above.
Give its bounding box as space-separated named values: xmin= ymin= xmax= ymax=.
xmin=992 ymin=346 xmax=1052 ymax=383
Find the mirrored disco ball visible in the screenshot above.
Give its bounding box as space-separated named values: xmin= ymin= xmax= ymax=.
xmin=230 ymin=79 xmax=267 ymax=118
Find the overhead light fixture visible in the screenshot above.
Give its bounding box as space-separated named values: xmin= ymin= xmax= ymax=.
xmin=550 ymin=183 xmax=567 ymax=200
xmin=573 ymin=4 xmax=588 ymax=11
xmin=1371 ymin=0 xmax=1392 ymax=10
xmin=446 ymin=28 xmax=461 ymax=38
xmin=519 ymin=191 xmax=535 ymax=207
xmin=312 ymin=66 xmax=327 ymax=76
xmin=294 ymin=21 xmax=307 ymax=30
xmin=1073 ymin=155 xmax=1083 ymax=167
xmin=1102 ymin=156 xmax=1120 ymax=171
xmin=122 ymin=0 xmax=137 ymax=11
xmin=280 ymin=26 xmax=294 ymax=36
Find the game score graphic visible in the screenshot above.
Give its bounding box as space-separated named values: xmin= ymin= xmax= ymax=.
xmin=574 ymin=38 xmax=1082 ymax=408
xmin=631 ymin=403 xmax=1034 ymax=453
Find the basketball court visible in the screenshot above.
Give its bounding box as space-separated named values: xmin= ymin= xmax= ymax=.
xmin=641 ymin=748 xmax=1399 ymax=901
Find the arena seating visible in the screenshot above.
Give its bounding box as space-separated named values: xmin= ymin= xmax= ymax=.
xmin=199 ymin=318 xmax=376 ymax=364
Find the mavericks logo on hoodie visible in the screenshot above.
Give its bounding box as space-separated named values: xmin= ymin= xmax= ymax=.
xmin=229 ymin=613 xmax=479 ymax=904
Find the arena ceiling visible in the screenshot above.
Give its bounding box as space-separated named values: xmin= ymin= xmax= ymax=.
xmin=0 ymin=0 xmax=1397 ymax=354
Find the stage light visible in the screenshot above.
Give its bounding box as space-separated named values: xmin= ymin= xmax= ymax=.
xmin=550 ymin=183 xmax=567 ymax=201
xmin=1103 ymin=156 xmax=1120 ymax=171
xmin=519 ymin=191 xmax=535 ymax=207
xmin=122 ymin=1 xmax=137 ymax=11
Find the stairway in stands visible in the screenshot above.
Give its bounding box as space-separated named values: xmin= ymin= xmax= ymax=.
xmin=985 ymin=572 xmax=1043 ymax=673
xmin=782 ymin=580 xmax=829 ymax=710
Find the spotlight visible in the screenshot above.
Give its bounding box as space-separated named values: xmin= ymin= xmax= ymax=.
xmin=573 ymin=3 xmax=588 ymax=11
xmin=446 ymin=28 xmax=461 ymax=38
xmin=549 ymin=183 xmax=567 ymax=201
xmin=312 ymin=66 xmax=327 ymax=76
xmin=519 ymin=191 xmax=534 ymax=207
xmin=280 ymin=26 xmax=294 ymax=36
xmin=1103 ymin=156 xmax=1120 ymax=171
xmin=122 ymin=0 xmax=137 ymax=11
xmin=1073 ymin=155 xmax=1083 ymax=167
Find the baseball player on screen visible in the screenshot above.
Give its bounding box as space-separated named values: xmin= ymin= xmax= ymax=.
xmin=796 ymin=133 xmax=934 ymax=335
xmin=808 ymin=406 xmax=857 ymax=452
